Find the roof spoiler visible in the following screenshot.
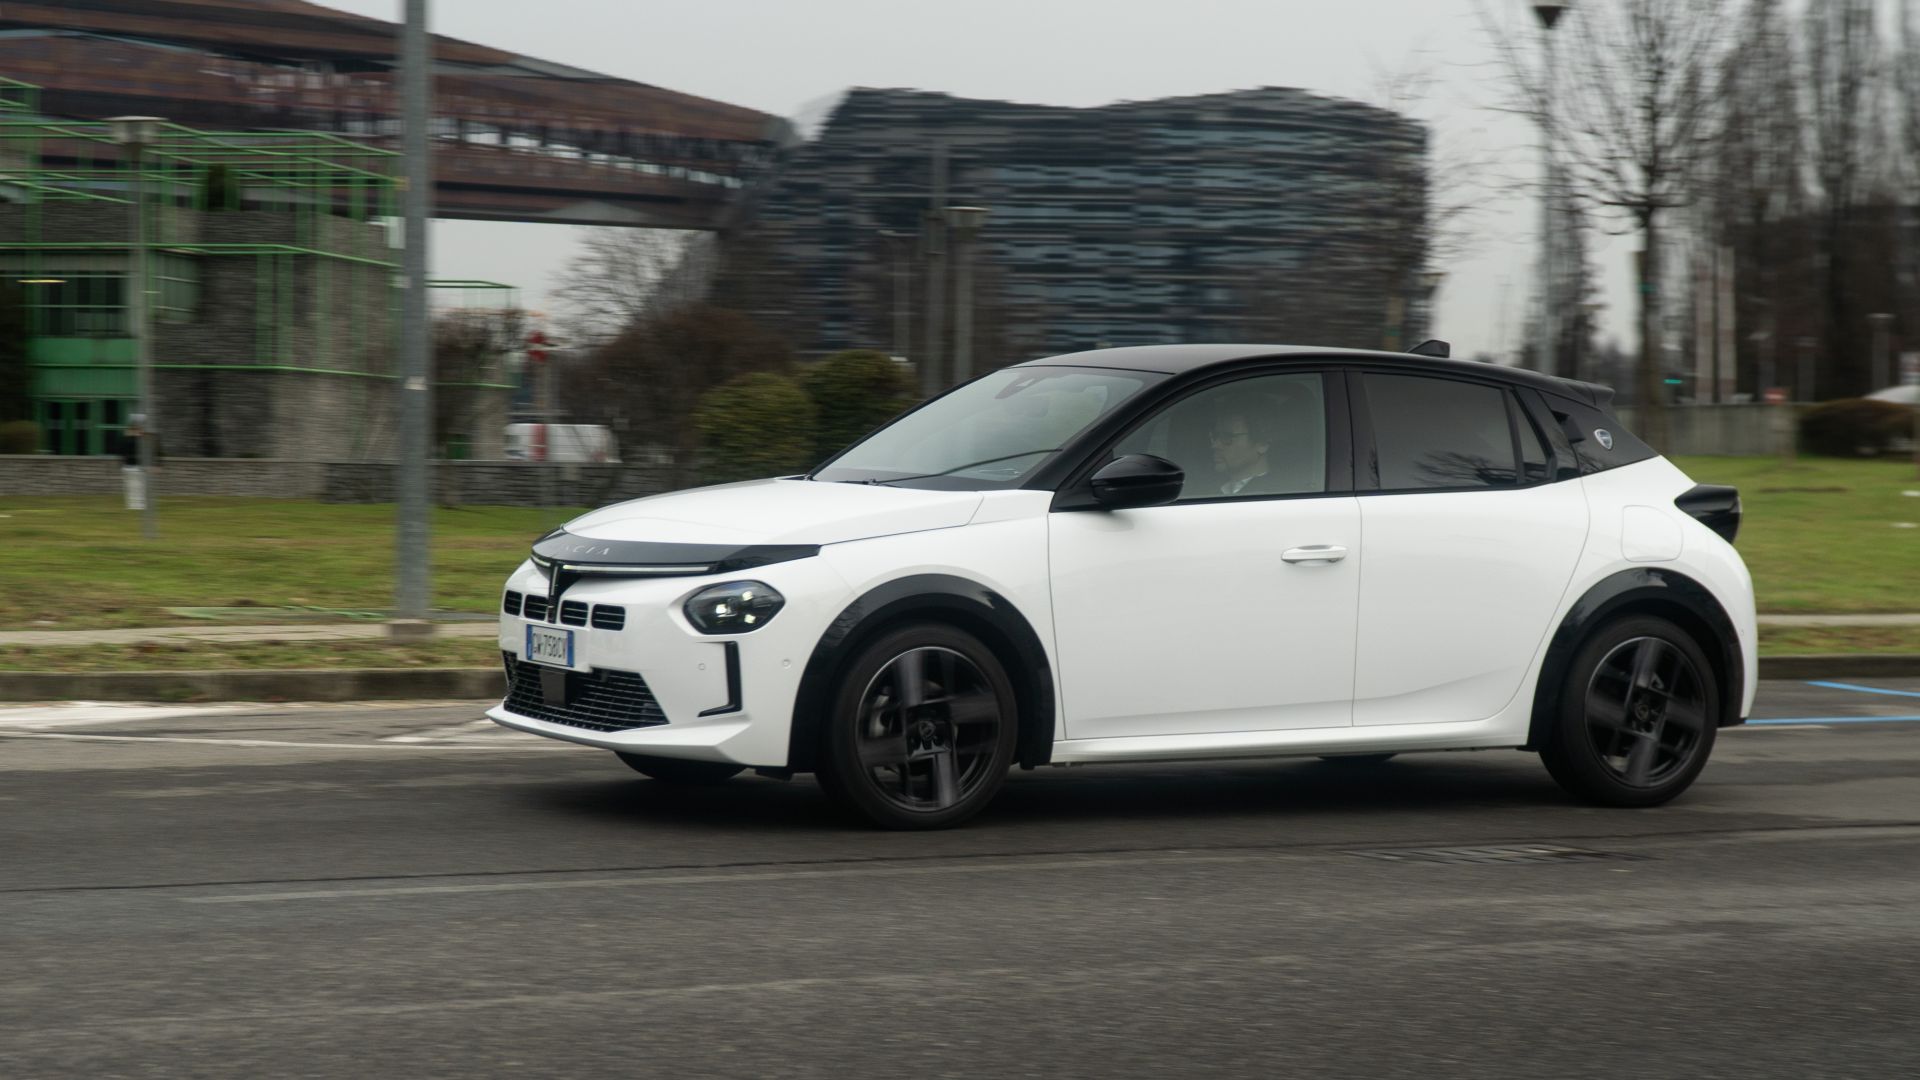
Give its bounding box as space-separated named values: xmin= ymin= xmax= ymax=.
xmin=1408 ymin=339 xmax=1450 ymax=358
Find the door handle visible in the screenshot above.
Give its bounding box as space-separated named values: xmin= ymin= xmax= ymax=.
xmin=1281 ymin=545 xmax=1348 ymax=564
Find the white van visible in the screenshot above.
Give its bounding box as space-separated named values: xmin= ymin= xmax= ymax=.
xmin=504 ymin=424 xmax=619 ymax=463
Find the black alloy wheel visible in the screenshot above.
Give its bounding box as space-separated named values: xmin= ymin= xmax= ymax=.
xmin=615 ymin=752 xmax=744 ymax=785
xmin=817 ymin=623 xmax=1019 ymax=829
xmin=1540 ymin=615 xmax=1719 ymax=807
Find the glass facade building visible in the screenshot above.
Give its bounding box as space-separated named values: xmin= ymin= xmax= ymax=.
xmin=721 ymin=87 xmax=1431 ymax=368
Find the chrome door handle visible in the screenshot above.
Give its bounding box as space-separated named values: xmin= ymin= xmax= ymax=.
xmin=1281 ymin=545 xmax=1348 ymax=564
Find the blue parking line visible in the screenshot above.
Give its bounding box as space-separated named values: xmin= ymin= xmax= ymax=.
xmin=1746 ymin=715 xmax=1920 ymax=726
xmin=1806 ymin=681 xmax=1920 ymax=699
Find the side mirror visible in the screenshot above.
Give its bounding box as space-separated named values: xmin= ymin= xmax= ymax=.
xmin=1090 ymin=454 xmax=1184 ymax=509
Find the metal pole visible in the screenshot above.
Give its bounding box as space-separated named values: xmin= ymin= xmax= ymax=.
xmin=952 ymin=228 xmax=975 ymax=384
xmin=891 ymin=239 xmax=910 ymax=360
xmin=1868 ymin=313 xmax=1893 ymax=393
xmin=129 ymin=141 xmax=156 ymax=541
xmin=393 ymin=0 xmax=433 ymax=636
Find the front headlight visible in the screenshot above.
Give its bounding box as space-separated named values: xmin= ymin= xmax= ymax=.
xmin=683 ymin=581 xmax=785 ymax=634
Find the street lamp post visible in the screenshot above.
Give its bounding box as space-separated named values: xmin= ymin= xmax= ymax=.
xmin=1534 ymin=3 xmax=1568 ymax=378
xmin=877 ymin=229 xmax=912 ymax=360
xmin=1868 ymin=312 xmax=1894 ymax=393
xmin=946 ymin=206 xmax=989 ymax=385
xmin=393 ymin=0 xmax=434 ymax=638
xmin=108 ymin=115 xmax=165 ymax=542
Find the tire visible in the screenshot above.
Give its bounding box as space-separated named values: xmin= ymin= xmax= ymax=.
xmin=615 ymin=752 xmax=744 ymax=785
xmin=814 ymin=622 xmax=1020 ymax=830
xmin=1317 ymin=753 xmax=1397 ymax=766
xmin=1538 ymin=615 xmax=1719 ymax=808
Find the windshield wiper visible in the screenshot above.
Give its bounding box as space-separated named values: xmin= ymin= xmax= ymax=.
xmin=861 ymin=449 xmax=1062 ymax=486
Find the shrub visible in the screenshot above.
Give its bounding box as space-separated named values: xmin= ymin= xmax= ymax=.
xmin=693 ymin=372 xmax=818 ymax=484
xmin=1798 ymin=398 xmax=1914 ymax=458
xmin=798 ymin=349 xmax=915 ymax=462
xmin=0 ymin=420 xmax=39 ymax=454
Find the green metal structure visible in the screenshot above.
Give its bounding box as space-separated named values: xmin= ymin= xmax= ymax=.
xmin=0 ymin=77 xmax=514 ymax=459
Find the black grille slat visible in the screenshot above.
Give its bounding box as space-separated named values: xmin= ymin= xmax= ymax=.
xmin=560 ymin=600 xmax=589 ymax=626
xmin=590 ymin=604 xmax=626 ymax=630
xmin=502 ymin=590 xmax=522 ymax=616
xmin=521 ymin=594 xmax=550 ymax=621
xmin=501 ymin=656 xmax=668 ymax=733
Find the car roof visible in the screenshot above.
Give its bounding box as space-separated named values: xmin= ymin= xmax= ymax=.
xmin=1015 ymin=344 xmax=1607 ymax=406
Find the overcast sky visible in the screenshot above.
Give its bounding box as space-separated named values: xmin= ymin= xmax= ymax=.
xmin=320 ymin=0 xmax=1623 ymax=358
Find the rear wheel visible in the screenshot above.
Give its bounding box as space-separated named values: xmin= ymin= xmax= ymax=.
xmin=815 ymin=623 xmax=1019 ymax=830
xmin=1539 ymin=615 xmax=1719 ymax=808
xmin=615 ymin=752 xmax=744 ymax=785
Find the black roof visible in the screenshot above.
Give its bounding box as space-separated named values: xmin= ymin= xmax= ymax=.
xmin=1016 ymin=345 xmax=1608 ymax=407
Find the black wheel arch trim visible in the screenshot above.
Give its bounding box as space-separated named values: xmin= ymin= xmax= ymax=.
xmin=1526 ymin=567 xmax=1746 ymax=749
xmin=787 ymin=573 xmax=1056 ymax=772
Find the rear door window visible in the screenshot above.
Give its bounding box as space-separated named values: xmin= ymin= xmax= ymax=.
xmin=1362 ymin=373 xmax=1517 ymax=491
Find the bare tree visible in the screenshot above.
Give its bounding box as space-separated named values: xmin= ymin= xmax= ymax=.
xmin=560 ymin=304 xmax=793 ymax=486
xmin=432 ymin=306 xmax=524 ymax=464
xmin=1485 ymin=0 xmax=1732 ymax=447
xmin=554 ymin=228 xmax=687 ymax=341
xmin=1802 ymin=0 xmax=1887 ymax=399
xmin=1709 ymin=0 xmax=1803 ymax=397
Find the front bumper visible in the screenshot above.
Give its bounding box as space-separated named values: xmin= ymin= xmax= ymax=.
xmin=487 ymin=557 xmax=851 ymax=766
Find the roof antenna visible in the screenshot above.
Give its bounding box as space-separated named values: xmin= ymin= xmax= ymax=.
xmin=1409 ymin=339 xmax=1451 ymax=359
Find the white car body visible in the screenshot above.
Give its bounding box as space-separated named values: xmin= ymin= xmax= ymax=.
xmin=489 ymin=345 xmax=1757 ymax=823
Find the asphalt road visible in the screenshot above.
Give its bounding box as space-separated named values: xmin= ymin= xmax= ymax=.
xmin=3 ymin=680 xmax=1919 ymax=1079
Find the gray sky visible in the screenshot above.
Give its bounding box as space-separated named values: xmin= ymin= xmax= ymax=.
xmin=322 ymin=0 xmax=1622 ymax=357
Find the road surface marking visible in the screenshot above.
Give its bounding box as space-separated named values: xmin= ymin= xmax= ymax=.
xmin=1805 ymin=681 xmax=1920 ymax=700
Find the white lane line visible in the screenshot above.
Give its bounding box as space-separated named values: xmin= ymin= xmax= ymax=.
xmin=0 ymin=730 xmax=564 ymax=751
xmin=187 ymin=853 xmax=1273 ymax=904
xmin=0 ymin=702 xmax=255 ymax=730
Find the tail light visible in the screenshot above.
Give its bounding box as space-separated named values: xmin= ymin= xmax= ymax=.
xmin=1675 ymin=484 xmax=1740 ymax=544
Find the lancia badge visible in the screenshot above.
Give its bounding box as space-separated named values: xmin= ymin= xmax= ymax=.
xmin=1595 ymin=429 xmax=1614 ymax=450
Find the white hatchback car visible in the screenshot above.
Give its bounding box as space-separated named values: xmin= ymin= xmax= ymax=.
xmin=491 ymin=345 xmax=1757 ymax=829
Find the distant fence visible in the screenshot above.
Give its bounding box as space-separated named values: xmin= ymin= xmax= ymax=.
xmin=1614 ymin=404 xmax=1785 ymax=457
xmin=0 ymin=457 xmax=675 ymax=506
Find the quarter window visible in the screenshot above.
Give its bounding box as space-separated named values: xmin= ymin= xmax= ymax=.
xmin=1363 ymin=373 xmax=1517 ymax=491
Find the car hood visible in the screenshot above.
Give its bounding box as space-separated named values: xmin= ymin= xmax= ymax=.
xmin=562 ymin=478 xmax=986 ymax=547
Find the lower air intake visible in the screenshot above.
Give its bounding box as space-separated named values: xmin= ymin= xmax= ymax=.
xmin=501 ymin=655 xmax=668 ymax=733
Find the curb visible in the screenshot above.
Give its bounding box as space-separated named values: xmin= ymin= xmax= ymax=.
xmin=1755 ymin=655 xmax=1920 ymax=680
xmin=0 ymin=667 xmax=504 ymax=704
xmin=3 ymin=656 xmax=1919 ymax=704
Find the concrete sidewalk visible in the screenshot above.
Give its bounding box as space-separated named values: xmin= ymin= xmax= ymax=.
xmin=5 ymin=613 xmax=1919 ymax=650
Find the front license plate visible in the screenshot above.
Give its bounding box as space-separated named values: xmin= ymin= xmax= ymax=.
xmin=524 ymin=624 xmax=578 ymax=670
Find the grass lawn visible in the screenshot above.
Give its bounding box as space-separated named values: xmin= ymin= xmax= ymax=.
xmin=0 ymin=498 xmax=581 ymax=631
xmin=1 ymin=457 xmax=1915 ymax=634
xmin=1670 ymin=456 xmax=1920 ymax=614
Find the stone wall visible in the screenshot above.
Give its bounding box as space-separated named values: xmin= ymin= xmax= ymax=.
xmin=0 ymin=457 xmax=672 ymax=506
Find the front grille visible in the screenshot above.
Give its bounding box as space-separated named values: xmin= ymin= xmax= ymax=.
xmin=521 ymin=593 xmax=550 ymax=621
xmin=559 ymin=600 xmax=589 ymax=626
xmin=590 ymin=604 xmax=626 ymax=630
xmin=502 ymin=590 xmax=522 ymax=616
xmin=501 ymin=655 xmax=668 ymax=733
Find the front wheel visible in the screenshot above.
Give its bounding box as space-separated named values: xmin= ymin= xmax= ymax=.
xmin=616 ymin=752 xmax=744 ymax=785
xmin=815 ymin=623 xmax=1019 ymax=830
xmin=1538 ymin=615 xmax=1719 ymax=808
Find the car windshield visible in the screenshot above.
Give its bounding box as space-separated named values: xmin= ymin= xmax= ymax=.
xmin=812 ymin=366 xmax=1155 ymax=488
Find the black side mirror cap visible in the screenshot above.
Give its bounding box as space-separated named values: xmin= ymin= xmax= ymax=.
xmin=1089 ymin=454 xmax=1184 ymax=509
